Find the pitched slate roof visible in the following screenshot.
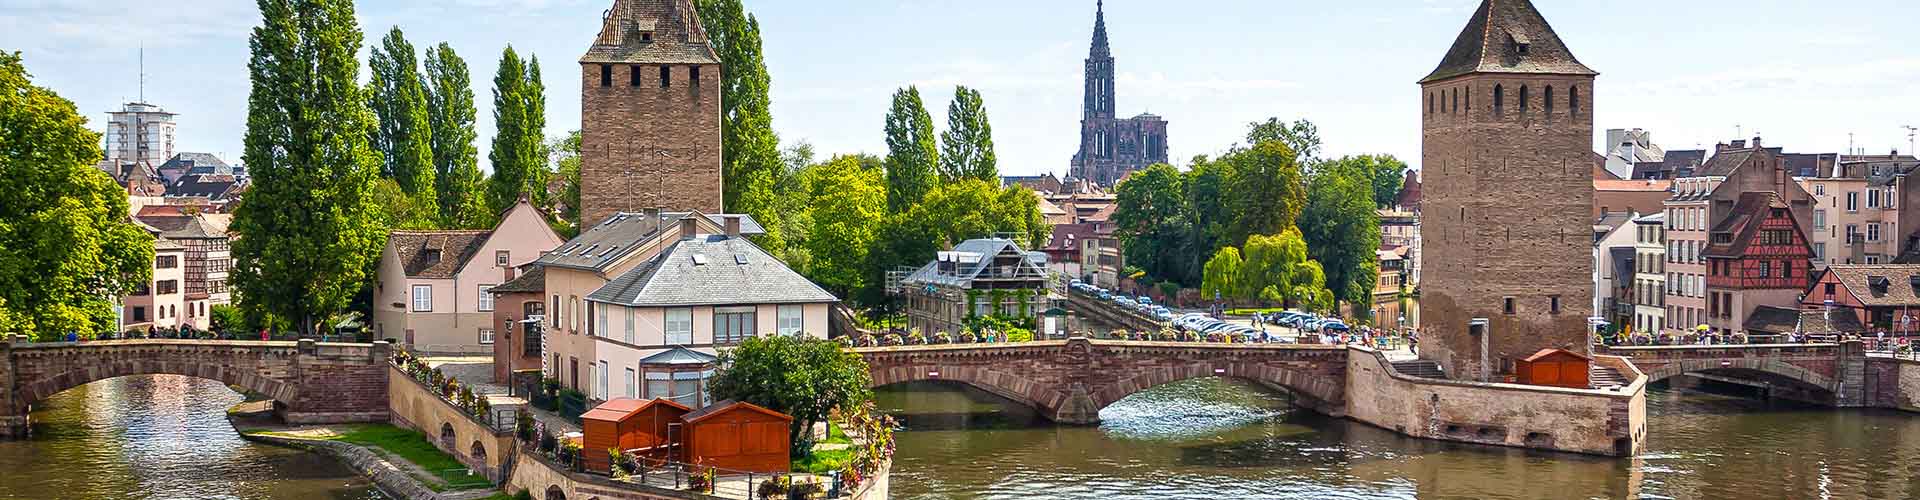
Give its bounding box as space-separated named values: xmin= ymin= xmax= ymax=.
xmin=537 ymin=212 xmax=763 ymax=272
xmin=585 ymin=234 xmax=835 ymax=307
xmin=579 ymin=0 xmax=720 ymax=65
xmin=902 ymin=238 xmax=1048 ymax=288
xmin=488 ymin=265 xmax=547 ymax=294
xmin=1421 ymin=0 xmax=1596 ymax=83
xmin=1821 ymin=264 xmax=1920 ymax=307
xmin=160 ymin=153 xmax=233 ymax=176
xmin=135 ymin=213 xmax=231 ymax=240
xmin=1703 ymin=192 xmax=1791 ymax=258
xmin=640 ymin=346 xmax=718 ymax=365
xmin=390 ymin=230 xmax=493 ymax=279
xmin=168 ymin=174 xmax=239 ymax=199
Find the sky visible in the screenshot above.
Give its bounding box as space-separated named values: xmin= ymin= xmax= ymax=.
xmin=4 ymin=0 xmax=1919 ymax=176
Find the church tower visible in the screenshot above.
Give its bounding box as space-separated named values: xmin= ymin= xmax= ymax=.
xmin=578 ymin=0 xmax=723 ymax=227
xmin=1418 ymin=0 xmax=1597 ymax=382
xmin=1069 ymin=1 xmax=1167 ymax=188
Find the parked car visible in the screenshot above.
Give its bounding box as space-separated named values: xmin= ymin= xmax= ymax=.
xmin=1152 ymin=310 xmax=1173 ymax=321
xmin=1138 ymin=296 xmax=1155 ymax=307
xmin=1321 ymin=320 xmax=1350 ymax=333
xmin=1115 ymin=298 xmax=1137 ymax=308
xmin=1097 ymin=290 xmax=1112 ymax=300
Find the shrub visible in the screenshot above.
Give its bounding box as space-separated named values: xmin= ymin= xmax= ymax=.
xmin=957 ymin=331 xmax=977 ymax=343
xmin=929 ymin=331 xmax=952 ymax=344
xmin=1109 ymin=330 xmax=1129 ymax=340
xmin=905 ymin=331 xmax=926 ymax=345
xmin=1006 ymin=328 xmax=1034 ymax=342
xmin=757 ymin=475 xmax=790 ymax=499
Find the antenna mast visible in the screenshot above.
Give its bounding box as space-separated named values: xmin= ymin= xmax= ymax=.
xmin=1904 ymin=125 xmax=1917 ymax=157
xmin=138 ymin=45 xmax=145 ymax=103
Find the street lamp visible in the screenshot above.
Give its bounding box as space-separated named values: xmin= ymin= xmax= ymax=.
xmin=502 ymin=318 xmax=515 ymax=397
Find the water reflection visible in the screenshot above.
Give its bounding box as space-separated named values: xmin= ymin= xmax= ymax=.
xmin=0 ymin=375 xmax=384 ymax=500
xmin=881 ymin=377 xmax=1920 ymax=499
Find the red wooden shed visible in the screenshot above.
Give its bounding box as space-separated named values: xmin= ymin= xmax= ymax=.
xmin=580 ymin=398 xmax=692 ymax=472
xmin=680 ymin=400 xmax=793 ymax=473
xmin=1515 ymin=348 xmax=1591 ymax=389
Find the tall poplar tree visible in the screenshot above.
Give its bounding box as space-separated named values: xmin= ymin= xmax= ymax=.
xmin=485 ymin=46 xmax=549 ymax=217
xmin=367 ymin=26 xmax=436 ymax=224
xmin=697 ymin=0 xmax=782 ymax=214
xmin=423 ymin=42 xmax=486 ymax=228
xmin=230 ymin=0 xmax=388 ymax=335
xmin=0 ymin=52 xmax=154 ymax=340
xmin=883 ymin=85 xmax=938 ymax=215
xmin=939 ymin=86 xmax=998 ymax=183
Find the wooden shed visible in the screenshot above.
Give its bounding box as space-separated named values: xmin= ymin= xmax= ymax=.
xmin=580 ymin=398 xmax=691 ymax=472
xmin=681 ymin=400 xmax=793 ymax=473
xmin=1515 ymin=348 xmax=1591 ymax=389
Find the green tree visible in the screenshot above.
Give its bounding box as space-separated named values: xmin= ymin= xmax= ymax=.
xmin=698 ymin=0 xmax=783 ymax=215
xmin=938 ymin=86 xmax=997 ymax=183
xmin=485 ymin=46 xmax=549 ymax=217
xmin=423 ymin=42 xmax=487 ymax=228
xmin=1224 ymin=140 xmax=1306 ymax=247
xmin=801 ymin=156 xmax=886 ymax=298
xmin=1348 ymin=153 xmax=1409 ymax=208
xmin=370 ymin=177 xmax=435 ymax=230
xmin=367 ymin=26 xmax=437 ymax=227
xmin=883 ymin=86 xmax=938 ymax=214
xmin=1245 ymin=117 xmax=1322 ymax=166
xmin=550 ymin=130 xmax=582 ymax=238
xmin=1111 ymin=163 xmax=1191 ymax=285
xmin=710 ymin=335 xmax=873 ymax=454
xmin=1183 ymin=158 xmax=1233 ymax=279
xmin=1200 ymin=247 xmax=1243 ymax=304
xmin=230 ymin=0 xmax=388 ymax=336
xmin=0 ymin=52 xmax=154 ymax=340
xmin=1241 ymin=228 xmax=1329 ymax=307
xmin=1301 ymin=156 xmax=1383 ymax=313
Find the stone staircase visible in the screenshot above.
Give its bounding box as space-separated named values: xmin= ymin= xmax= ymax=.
xmin=1392 ymin=360 xmax=1446 ymax=379
xmin=1589 ymin=365 xmax=1629 ymax=388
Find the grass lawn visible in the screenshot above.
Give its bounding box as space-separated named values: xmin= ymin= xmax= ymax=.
xmin=792 ymin=422 xmax=855 ymax=474
xmin=249 ymin=424 xmax=492 ymax=492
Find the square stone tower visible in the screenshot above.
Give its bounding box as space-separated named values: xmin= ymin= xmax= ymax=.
xmin=1418 ymin=0 xmax=1597 ymax=382
xmin=578 ymin=0 xmax=723 ymax=227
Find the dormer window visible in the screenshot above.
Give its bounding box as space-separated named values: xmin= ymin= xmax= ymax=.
xmin=1506 ymin=29 xmax=1531 ymax=56
xmin=641 ymin=32 xmax=653 ymax=42
xmin=422 ymin=248 xmax=442 ymax=263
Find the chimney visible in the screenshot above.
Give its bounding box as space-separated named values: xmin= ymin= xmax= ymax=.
xmin=679 ymin=216 xmax=698 ymax=239
xmin=642 ymin=207 xmax=660 ymax=235
xmin=724 ymin=215 xmax=741 ymax=238
xmin=1730 ymin=139 xmax=1747 ymax=149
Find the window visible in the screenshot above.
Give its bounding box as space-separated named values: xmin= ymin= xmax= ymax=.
xmin=570 ymin=296 xmax=580 ymax=333
xmin=1816 ymin=184 xmax=1825 ymax=195
xmin=1503 ymin=296 xmax=1516 ymax=315
xmin=412 ymin=285 xmax=432 ymax=311
xmin=625 ymin=368 xmax=637 ymax=399
xmin=551 ymin=294 xmax=560 ymax=328
xmin=1519 ymin=85 xmax=1530 ymax=113
xmin=157 ymin=280 xmax=178 ymax=295
xmin=1814 ymin=242 xmax=1826 ymax=261
xmin=659 ymin=66 xmax=671 ymax=88
xmin=1493 ymin=85 xmax=1504 ymax=115
xmin=1758 ymin=260 xmax=1771 ymax=278
xmin=713 ymin=306 xmax=756 ymax=345
xmin=778 ymin=305 xmax=804 ymax=336
xmin=1870 ymin=223 xmax=1883 ymax=242
xmin=1847 ymin=192 xmax=1860 ymax=212
xmin=597 ymin=360 xmax=609 ymax=401
xmin=496 ymin=250 xmax=511 ymax=267
xmin=599 ymin=64 xmax=611 ymax=87
xmin=595 ymin=302 xmax=607 ymax=337
xmin=689 ymin=65 xmax=700 ymax=85
xmin=1569 ymin=85 xmax=1579 ymax=113
xmin=480 ymin=328 xmax=495 ymax=345
xmin=1544 ymin=86 xmax=1554 ymax=114
xmin=132 ymin=306 xmax=147 ymax=321
xmin=665 ymin=308 xmax=692 ymax=345
xmin=1826 ymin=282 xmax=1837 ymax=296
xmin=157 ymin=255 xmax=178 ymax=268
xmin=1814 ymin=209 xmax=1826 ymax=229
xmin=132 ymin=282 xmax=150 ymax=296
xmin=1549 ymin=295 xmax=1562 ymax=314
xmin=1870 ymin=189 xmax=1883 ymax=209
xmin=1427 ymin=92 xmax=1433 ymax=115
xmin=629 ymin=65 xmax=641 ymax=87
xmin=477 ymin=284 xmax=496 ymax=311
xmin=624 ymin=307 xmax=635 ymax=344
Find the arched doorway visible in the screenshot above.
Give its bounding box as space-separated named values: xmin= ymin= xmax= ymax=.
xmin=471 ymin=440 xmax=488 ymax=461
xmin=545 ymin=485 xmax=566 ymax=500
xmin=440 ymin=422 xmax=456 ymax=448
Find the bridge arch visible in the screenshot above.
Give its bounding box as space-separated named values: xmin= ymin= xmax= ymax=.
xmin=1638 ymin=358 xmax=1835 ymax=390
xmin=1097 ymin=362 xmax=1345 ymax=416
xmin=869 ymin=363 xmax=1074 ymax=419
xmin=13 ymin=361 xmax=298 ymax=413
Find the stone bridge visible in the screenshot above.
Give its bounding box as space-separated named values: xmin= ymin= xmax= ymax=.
xmin=1 ymin=338 xmax=392 ymax=437
xmin=855 ymin=337 xmax=1347 ymax=424
xmin=1597 ymin=342 xmax=1867 ymax=406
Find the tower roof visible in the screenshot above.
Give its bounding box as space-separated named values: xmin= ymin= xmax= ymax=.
xmin=581 ymin=0 xmax=719 ymax=65
xmin=1420 ymin=0 xmax=1595 ymax=84
xmin=1088 ymin=0 xmax=1110 ymax=59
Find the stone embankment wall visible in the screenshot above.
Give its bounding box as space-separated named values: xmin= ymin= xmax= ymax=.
xmin=1344 ymin=347 xmax=1647 ymax=456
xmin=388 ymin=364 xmax=516 ymax=482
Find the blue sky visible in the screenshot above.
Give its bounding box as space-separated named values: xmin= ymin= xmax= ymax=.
xmin=4 ymin=0 xmax=1918 ymax=175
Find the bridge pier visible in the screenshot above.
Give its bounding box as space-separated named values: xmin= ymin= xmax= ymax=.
xmin=1052 ymin=385 xmax=1102 ymax=425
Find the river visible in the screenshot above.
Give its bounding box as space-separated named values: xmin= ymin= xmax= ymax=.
xmin=879 ymin=378 xmax=1920 ymax=500
xmin=0 ymin=375 xmax=384 ymax=500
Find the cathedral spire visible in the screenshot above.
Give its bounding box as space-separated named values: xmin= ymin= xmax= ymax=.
xmin=1090 ymin=0 xmax=1110 ymax=59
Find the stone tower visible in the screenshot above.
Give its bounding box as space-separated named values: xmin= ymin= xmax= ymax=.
xmin=1068 ymin=1 xmax=1168 ymax=188
xmin=578 ymin=0 xmax=723 ymax=227
xmin=1418 ymin=0 xmax=1597 ymax=382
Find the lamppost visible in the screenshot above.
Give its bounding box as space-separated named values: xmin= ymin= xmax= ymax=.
xmin=502 ymin=318 xmax=515 ymax=397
